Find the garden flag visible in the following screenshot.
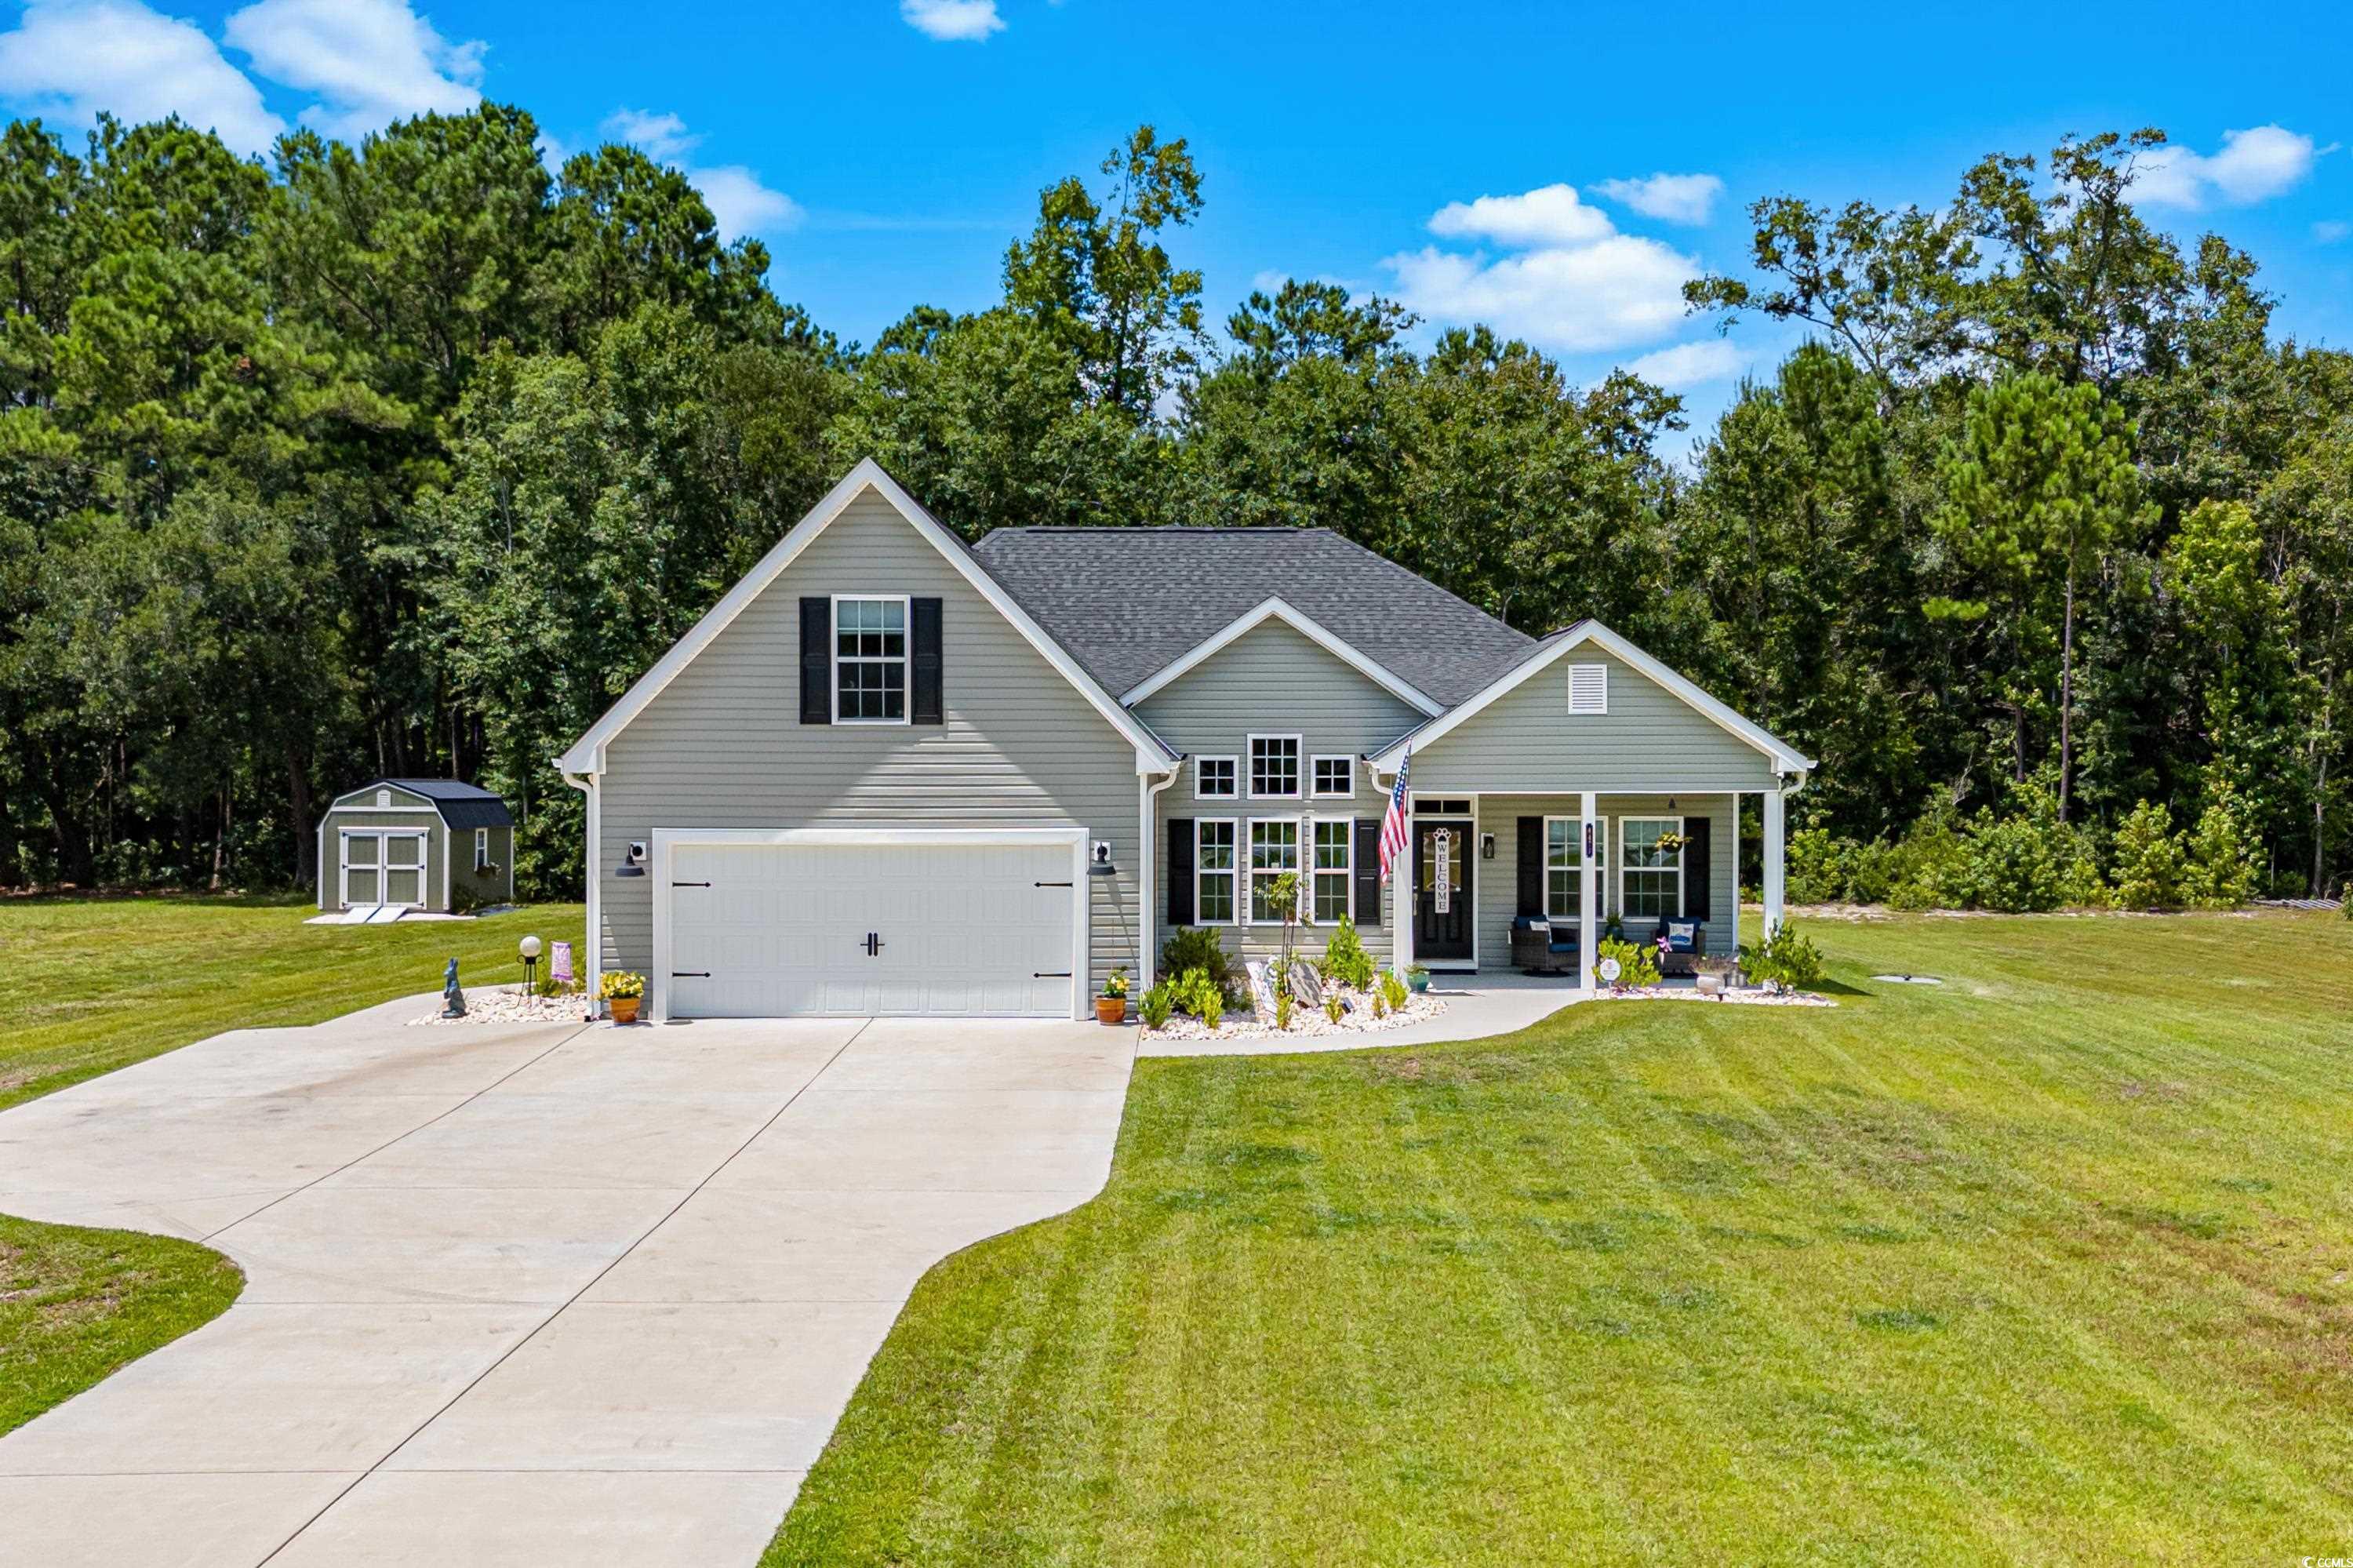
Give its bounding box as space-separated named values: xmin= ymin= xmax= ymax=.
xmin=1378 ymin=748 xmax=1411 ymax=882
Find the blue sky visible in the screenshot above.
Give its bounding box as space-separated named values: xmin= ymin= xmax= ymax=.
xmin=5 ymin=0 xmax=2350 ymax=452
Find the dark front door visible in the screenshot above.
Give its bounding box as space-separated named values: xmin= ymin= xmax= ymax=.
xmin=1413 ymin=818 xmax=1475 ymax=962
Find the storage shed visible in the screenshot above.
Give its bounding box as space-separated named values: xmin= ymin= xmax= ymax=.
xmin=316 ymin=779 xmax=515 ymax=915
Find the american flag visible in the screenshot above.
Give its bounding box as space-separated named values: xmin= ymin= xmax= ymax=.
xmin=1377 ymin=750 xmax=1411 ymax=882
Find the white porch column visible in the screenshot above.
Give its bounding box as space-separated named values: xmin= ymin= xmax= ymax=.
xmin=1728 ymin=792 xmax=1741 ymax=957
xmin=1763 ymin=784 xmax=1786 ymax=936
xmin=1579 ymin=791 xmax=1598 ymax=991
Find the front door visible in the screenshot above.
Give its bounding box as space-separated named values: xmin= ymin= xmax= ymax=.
xmin=1413 ymin=818 xmax=1475 ymax=963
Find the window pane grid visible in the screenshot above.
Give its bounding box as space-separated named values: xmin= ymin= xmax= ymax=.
xmin=1313 ymin=820 xmax=1350 ymax=922
xmin=1620 ymin=819 xmax=1679 ymax=921
xmin=835 ymin=598 xmax=907 ymax=721
xmin=1249 ymin=820 xmax=1298 ymax=922
xmin=1312 ymin=756 xmax=1353 ymax=796
xmin=1249 ymin=737 xmax=1300 ymax=798
xmin=1197 ymin=758 xmax=1236 ymax=797
xmin=1197 ymin=821 xmax=1235 ymax=924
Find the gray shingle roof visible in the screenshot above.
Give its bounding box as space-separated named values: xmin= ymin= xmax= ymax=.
xmin=969 ymin=528 xmax=1536 ymax=708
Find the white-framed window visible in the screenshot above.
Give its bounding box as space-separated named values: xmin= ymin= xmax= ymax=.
xmin=1568 ymin=662 xmax=1608 ymax=715
xmin=1247 ymin=817 xmax=1300 ymax=922
xmin=1311 ymin=755 xmax=1355 ymax=798
xmin=475 ymin=826 xmax=490 ymax=871
xmin=1311 ymin=818 xmax=1352 ymax=922
xmin=1195 ymin=756 xmax=1238 ymax=799
xmin=1195 ymin=819 xmax=1237 ymax=924
xmin=1619 ymin=817 xmax=1682 ymax=921
xmin=832 ymin=595 xmax=909 ymax=723
xmin=1543 ymin=816 xmax=1582 ymax=919
xmin=1248 ymin=735 xmax=1300 ymax=799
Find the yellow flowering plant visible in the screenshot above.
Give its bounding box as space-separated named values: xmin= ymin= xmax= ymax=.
xmin=598 ymin=970 xmax=646 ymax=1000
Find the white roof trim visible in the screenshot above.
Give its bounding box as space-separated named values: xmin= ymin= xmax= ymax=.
xmin=555 ymin=458 xmax=1177 ymax=773
xmin=1369 ymin=620 xmax=1815 ymax=774
xmin=1119 ymin=597 xmax=1445 ymax=716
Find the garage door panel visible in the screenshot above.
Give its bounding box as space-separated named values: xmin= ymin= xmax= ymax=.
xmin=667 ymin=839 xmax=1075 ymax=1019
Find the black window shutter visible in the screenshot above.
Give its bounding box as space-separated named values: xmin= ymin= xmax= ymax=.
xmin=1516 ymin=816 xmax=1544 ymax=916
xmin=911 ymin=597 xmax=944 ymax=724
xmin=1167 ymin=818 xmax=1195 ymax=926
xmin=799 ymin=598 xmax=831 ymax=724
xmin=1682 ymin=815 xmax=1712 ymax=921
xmin=1354 ymin=818 xmax=1381 ymax=928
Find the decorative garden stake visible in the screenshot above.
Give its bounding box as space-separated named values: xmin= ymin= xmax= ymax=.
xmin=441 ymin=958 xmax=467 ymax=1018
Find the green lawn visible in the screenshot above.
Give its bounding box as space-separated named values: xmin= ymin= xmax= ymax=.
xmin=0 ymin=893 xmax=585 ymax=1437
xmin=769 ymin=909 xmax=2353 ymax=1566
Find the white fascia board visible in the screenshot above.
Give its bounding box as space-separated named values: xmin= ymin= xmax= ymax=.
xmin=1118 ymin=597 xmax=1445 ymax=716
xmin=555 ymin=457 xmax=1176 ymax=773
xmin=1369 ymin=619 xmax=1816 ymax=774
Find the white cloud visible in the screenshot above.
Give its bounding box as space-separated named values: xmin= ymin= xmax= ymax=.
xmin=1623 ymin=337 xmax=1747 ymax=390
xmin=2131 ymin=126 xmax=2327 ymax=209
xmin=901 ymin=0 xmax=1004 ymax=41
xmin=1387 ymin=185 xmax=1697 ymax=354
xmin=1428 ymin=183 xmax=1613 ymax=248
xmin=224 ymin=0 xmax=482 ymax=142
xmin=1591 ymin=172 xmax=1724 ymax=226
xmin=2316 ymin=220 xmax=2351 ymax=245
xmin=693 ymin=166 xmax=803 ymax=240
xmin=600 ymin=109 xmax=802 ymax=241
xmin=0 ymin=0 xmax=283 ymax=155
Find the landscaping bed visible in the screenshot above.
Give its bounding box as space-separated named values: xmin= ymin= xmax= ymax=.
xmin=1142 ymin=981 xmax=1448 ymax=1042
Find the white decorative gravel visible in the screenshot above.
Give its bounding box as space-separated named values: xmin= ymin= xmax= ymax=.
xmin=407 ymin=984 xmax=587 ymax=1026
xmin=1591 ymin=985 xmax=1835 ymax=1007
xmin=1143 ymin=987 xmax=1448 ymax=1043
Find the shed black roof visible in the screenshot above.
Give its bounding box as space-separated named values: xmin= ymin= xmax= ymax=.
xmin=340 ymin=778 xmax=514 ymax=831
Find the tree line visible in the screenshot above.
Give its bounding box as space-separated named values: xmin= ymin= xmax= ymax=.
xmin=2 ymin=112 xmax=2345 ymax=904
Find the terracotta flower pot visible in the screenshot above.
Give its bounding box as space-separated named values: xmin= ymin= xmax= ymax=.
xmin=609 ymin=996 xmax=641 ymax=1024
xmin=1095 ymin=995 xmax=1128 ymax=1024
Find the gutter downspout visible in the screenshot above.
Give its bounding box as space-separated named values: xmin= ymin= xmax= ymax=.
xmin=1139 ymin=756 xmax=1184 ymax=991
xmin=561 ymin=764 xmax=601 ymax=1021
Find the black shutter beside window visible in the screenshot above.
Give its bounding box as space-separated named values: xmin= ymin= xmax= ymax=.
xmin=1354 ymin=818 xmax=1381 ymax=928
xmin=1167 ymin=818 xmax=1195 ymax=926
xmin=911 ymin=597 xmax=944 ymax=724
xmin=1682 ymin=815 xmax=1711 ymax=922
xmin=799 ymin=598 xmax=830 ymax=724
xmin=1517 ymin=816 xmax=1544 ymax=917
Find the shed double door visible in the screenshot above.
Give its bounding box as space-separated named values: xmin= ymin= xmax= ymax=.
xmin=343 ymin=831 xmax=426 ymax=908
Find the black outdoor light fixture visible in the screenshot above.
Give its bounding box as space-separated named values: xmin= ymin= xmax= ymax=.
xmin=1087 ymin=839 xmax=1118 ymax=877
xmin=615 ymin=840 xmax=648 ymax=878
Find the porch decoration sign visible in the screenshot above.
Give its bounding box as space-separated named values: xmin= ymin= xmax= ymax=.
xmin=551 ymin=941 xmax=574 ymax=987
xmin=1433 ymin=829 xmax=1453 ymax=914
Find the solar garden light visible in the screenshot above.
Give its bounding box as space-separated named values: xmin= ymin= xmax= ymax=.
xmin=520 ymin=933 xmax=542 ymax=993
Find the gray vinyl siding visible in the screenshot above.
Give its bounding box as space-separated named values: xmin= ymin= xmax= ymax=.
xmin=595 ymin=487 xmax=1144 ymax=999
xmin=1471 ymin=794 xmax=1741 ymax=970
xmin=1407 ymin=647 xmax=1780 ymax=795
xmin=319 ymin=809 xmax=446 ymax=911
xmin=1139 ymin=618 xmax=1420 ymax=973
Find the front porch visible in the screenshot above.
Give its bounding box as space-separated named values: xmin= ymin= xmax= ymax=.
xmin=1390 ymin=789 xmax=1791 ymax=991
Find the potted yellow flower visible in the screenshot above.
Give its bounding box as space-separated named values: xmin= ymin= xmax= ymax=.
xmin=600 ymin=970 xmax=646 ymax=1024
xmin=1096 ymin=967 xmax=1130 ymax=1024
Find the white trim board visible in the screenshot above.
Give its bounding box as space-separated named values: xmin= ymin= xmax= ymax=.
xmin=1119 ymin=596 xmax=1446 ymax=716
xmin=555 ymin=459 xmax=1176 ymax=774
xmin=1369 ymin=620 xmax=1815 ymax=775
xmin=646 ymin=826 xmax=1090 ymax=1024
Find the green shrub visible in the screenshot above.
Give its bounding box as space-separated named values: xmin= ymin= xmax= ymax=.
xmin=1378 ymin=969 xmax=1409 ymax=1012
xmin=1594 ymin=935 xmax=1660 ymax=990
xmin=1842 ymin=836 xmax=1902 ymax=905
xmin=1885 ymin=804 xmax=1973 ymax=910
xmin=1785 ymin=819 xmax=1850 ymax=904
xmin=1740 ymin=921 xmax=1824 ymax=991
xmin=1274 ymin=985 xmax=1293 ymax=1031
xmin=2111 ymin=800 xmax=2186 ymax=910
xmin=1158 ymin=927 xmax=1235 ymax=996
xmin=1139 ymin=982 xmax=1173 ymax=1030
xmin=1169 ymin=967 xmax=1224 ymax=1028
xmin=1316 ymin=914 xmax=1375 ymax=990
xmin=1324 ymin=995 xmax=1344 ymax=1024
xmin=2181 ymin=794 xmax=2259 ymax=910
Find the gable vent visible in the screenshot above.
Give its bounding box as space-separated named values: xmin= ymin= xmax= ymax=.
xmin=1567 ymin=663 xmax=1608 ymax=715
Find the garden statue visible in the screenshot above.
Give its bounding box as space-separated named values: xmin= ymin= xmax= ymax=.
xmin=441 ymin=958 xmax=466 ymax=1018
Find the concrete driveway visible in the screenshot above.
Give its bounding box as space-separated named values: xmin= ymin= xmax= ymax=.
xmin=0 ymin=998 xmax=1132 ymax=1566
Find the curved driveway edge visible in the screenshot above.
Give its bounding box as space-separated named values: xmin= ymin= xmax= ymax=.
xmin=0 ymin=1001 xmax=1132 ymax=1567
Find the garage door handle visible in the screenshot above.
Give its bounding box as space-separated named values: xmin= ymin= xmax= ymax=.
xmin=672 ymin=971 xmax=711 ymax=978
xmin=1034 ymin=971 xmax=1071 ymax=978
xmin=1034 ymin=879 xmax=1072 ymax=887
xmin=672 ymin=880 xmax=711 ymax=888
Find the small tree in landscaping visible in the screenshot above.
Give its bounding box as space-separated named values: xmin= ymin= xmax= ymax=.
xmin=2110 ymin=800 xmax=2185 ymax=910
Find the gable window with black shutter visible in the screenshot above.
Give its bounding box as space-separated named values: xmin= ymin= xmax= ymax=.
xmin=831 ymin=595 xmax=909 ymax=723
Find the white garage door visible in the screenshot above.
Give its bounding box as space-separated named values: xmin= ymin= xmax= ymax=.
xmin=664 ymin=838 xmax=1078 ymax=1018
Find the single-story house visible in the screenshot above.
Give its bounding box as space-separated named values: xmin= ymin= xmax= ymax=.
xmin=555 ymin=460 xmax=1813 ymax=1021
xmin=315 ymin=779 xmax=515 ymax=915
